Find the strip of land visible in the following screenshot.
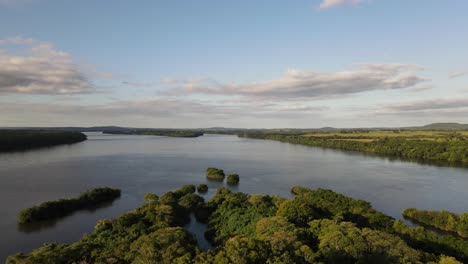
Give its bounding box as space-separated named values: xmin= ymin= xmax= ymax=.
xmin=403 ymin=208 xmax=468 ymax=238
xmin=104 ymin=130 xmax=204 ymax=138
xmin=239 ymin=130 xmax=468 ymax=164
xmin=18 ymin=187 xmax=121 ymax=224
xmin=0 ymin=130 xmax=87 ymax=152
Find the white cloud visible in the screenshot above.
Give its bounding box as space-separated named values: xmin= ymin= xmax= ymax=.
xmin=0 ymin=37 xmax=95 ymax=95
xmin=383 ymin=98 xmax=468 ymax=113
xmin=319 ymin=0 xmax=362 ymax=9
xmin=0 ymin=97 xmax=329 ymax=127
xmin=449 ymin=71 xmax=468 ymax=79
xmin=163 ymin=64 xmax=427 ymax=100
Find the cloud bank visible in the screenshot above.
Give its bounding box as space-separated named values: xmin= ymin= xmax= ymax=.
xmin=163 ymin=64 xmax=426 ymax=100
xmin=0 ymin=37 xmax=94 ymax=95
xmin=384 ymin=98 xmax=468 ymax=113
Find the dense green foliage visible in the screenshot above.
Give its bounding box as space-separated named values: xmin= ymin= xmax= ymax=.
xmin=403 ymin=208 xmax=468 ymax=238
xmin=0 ymin=130 xmax=87 ymax=152
xmin=206 ymin=167 xmax=225 ymax=181
xmin=240 ymin=132 xmax=468 ymax=164
xmin=226 ymin=174 xmax=240 ymax=185
xmin=18 ymin=188 xmax=121 ymax=224
xmin=197 ymin=184 xmax=208 ymax=193
xmin=8 ymin=183 xmax=468 ymax=263
xmin=104 ymin=130 xmax=204 ymax=138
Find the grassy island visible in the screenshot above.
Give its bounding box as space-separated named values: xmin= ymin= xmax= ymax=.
xmin=226 ymin=174 xmax=240 ymax=185
xmin=240 ymin=130 xmax=468 ymax=165
xmin=206 ymin=167 xmax=225 ymax=181
xmin=403 ymin=208 xmax=468 ymax=238
xmin=104 ymin=130 xmax=204 ymax=138
xmin=0 ymin=130 xmax=87 ymax=152
xmin=18 ymin=187 xmax=121 ymax=224
xmin=8 ymin=178 xmax=468 ymax=264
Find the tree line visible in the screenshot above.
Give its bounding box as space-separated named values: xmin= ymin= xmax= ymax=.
xmin=240 ymin=133 xmax=468 ymax=164
xmin=0 ymin=130 xmax=87 ymax=152
xmin=18 ymin=187 xmax=121 ymax=224
xmin=104 ymin=130 xmax=204 ymax=138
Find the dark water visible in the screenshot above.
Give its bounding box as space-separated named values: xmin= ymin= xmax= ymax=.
xmin=1 ymin=133 xmax=467 ymax=260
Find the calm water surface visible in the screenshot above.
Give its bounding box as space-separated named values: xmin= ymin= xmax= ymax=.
xmin=0 ymin=133 xmax=467 ymax=260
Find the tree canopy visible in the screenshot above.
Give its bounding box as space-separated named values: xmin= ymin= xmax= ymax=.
xmin=8 ymin=183 xmax=467 ymax=264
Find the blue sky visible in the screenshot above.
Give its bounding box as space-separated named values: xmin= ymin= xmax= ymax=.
xmin=1 ymin=0 xmax=468 ymax=128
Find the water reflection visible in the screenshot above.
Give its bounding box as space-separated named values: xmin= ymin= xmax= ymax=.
xmin=184 ymin=214 xmax=213 ymax=250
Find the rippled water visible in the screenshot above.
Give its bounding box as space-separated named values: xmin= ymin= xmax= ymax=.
xmin=1 ymin=133 xmax=467 ymax=260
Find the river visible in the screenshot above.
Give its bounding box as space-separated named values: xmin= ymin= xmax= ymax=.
xmin=0 ymin=133 xmax=467 ymax=260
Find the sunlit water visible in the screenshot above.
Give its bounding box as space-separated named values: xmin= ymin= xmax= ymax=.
xmin=1 ymin=133 xmax=467 ymax=260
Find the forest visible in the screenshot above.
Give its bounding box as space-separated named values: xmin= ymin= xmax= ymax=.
xmin=0 ymin=130 xmax=87 ymax=152
xmin=8 ymin=180 xmax=467 ymax=263
xmin=239 ymin=130 xmax=468 ymax=165
xmin=18 ymin=188 xmax=121 ymax=224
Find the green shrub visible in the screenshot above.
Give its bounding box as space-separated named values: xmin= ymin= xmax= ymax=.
xmin=227 ymin=174 xmax=240 ymax=185
xmin=197 ymin=184 xmax=208 ymax=193
xmin=206 ymin=167 xmax=225 ymax=181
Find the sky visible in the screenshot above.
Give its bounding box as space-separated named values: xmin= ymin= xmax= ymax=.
xmin=0 ymin=0 xmax=468 ymax=128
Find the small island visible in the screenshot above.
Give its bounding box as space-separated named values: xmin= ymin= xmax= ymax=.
xmin=206 ymin=167 xmax=225 ymax=181
xmin=0 ymin=130 xmax=87 ymax=152
xmin=18 ymin=187 xmax=121 ymax=224
xmin=226 ymin=174 xmax=240 ymax=185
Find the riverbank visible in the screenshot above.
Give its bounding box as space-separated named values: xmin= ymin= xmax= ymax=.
xmin=0 ymin=130 xmax=87 ymax=152
xmin=239 ymin=131 xmax=468 ymax=165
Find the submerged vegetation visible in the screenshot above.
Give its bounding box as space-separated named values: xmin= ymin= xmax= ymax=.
xmin=104 ymin=130 xmax=204 ymax=138
xmin=0 ymin=130 xmax=87 ymax=152
xmin=240 ymin=130 xmax=468 ymax=164
xmin=206 ymin=168 xmax=225 ymax=181
xmin=8 ymin=175 xmax=468 ymax=263
xmin=18 ymin=188 xmax=121 ymax=224
xmin=403 ymin=208 xmax=468 ymax=238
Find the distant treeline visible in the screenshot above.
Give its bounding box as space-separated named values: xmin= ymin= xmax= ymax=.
xmin=240 ymin=133 xmax=468 ymax=164
xmin=403 ymin=208 xmax=468 ymax=238
xmin=0 ymin=130 xmax=87 ymax=152
xmin=104 ymin=130 xmax=204 ymax=138
xmin=18 ymin=187 xmax=121 ymax=224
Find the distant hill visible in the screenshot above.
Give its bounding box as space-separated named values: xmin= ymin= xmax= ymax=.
xmin=419 ymin=123 xmax=468 ymax=130
xmin=2 ymin=123 xmax=468 ymax=133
